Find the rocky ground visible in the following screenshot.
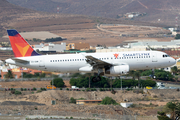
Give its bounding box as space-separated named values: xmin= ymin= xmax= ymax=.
xmin=0 ymin=81 xmax=180 ymax=118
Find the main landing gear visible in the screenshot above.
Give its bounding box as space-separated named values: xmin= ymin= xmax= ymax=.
xmin=91 ymin=69 xmax=103 ymax=82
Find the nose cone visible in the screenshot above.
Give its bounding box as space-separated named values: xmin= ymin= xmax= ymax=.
xmin=171 ymin=58 xmax=176 ymax=66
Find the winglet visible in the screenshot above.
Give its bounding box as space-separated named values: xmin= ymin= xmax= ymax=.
xmin=7 ymin=29 xmax=40 ymax=57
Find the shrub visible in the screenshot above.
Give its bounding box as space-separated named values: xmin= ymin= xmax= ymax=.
xmin=86 ymin=88 xmax=91 ymax=91
xmin=15 ymin=90 xmax=22 ymax=95
xmin=36 ymin=90 xmax=42 ymax=93
xmin=91 ymin=88 xmax=97 ymax=91
xmin=51 ymin=78 xmax=65 ymax=87
xmin=24 ymin=88 xmax=27 ymax=91
xmin=66 ymin=88 xmax=69 ymax=91
xmin=32 ymin=87 xmax=37 ymax=91
xmin=60 ymin=88 xmax=62 ymax=90
xmin=69 ymin=97 xmax=76 ymax=104
xmin=101 ymin=96 xmax=119 ymax=105
xmin=21 ymin=88 xmax=23 ymax=91
xmin=70 ymin=116 xmax=73 ymax=119
xmin=129 ymin=104 xmax=138 ymax=108
xmin=40 ymin=88 xmax=46 ymax=91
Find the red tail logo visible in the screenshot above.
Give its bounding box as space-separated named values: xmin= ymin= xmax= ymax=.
xmin=7 ymin=30 xmax=40 ymax=57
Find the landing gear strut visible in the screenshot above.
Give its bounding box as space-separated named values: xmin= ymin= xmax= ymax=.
xmin=91 ymin=68 xmax=103 ymax=82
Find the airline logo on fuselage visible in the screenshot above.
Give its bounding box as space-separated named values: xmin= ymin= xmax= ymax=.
xmin=113 ymin=53 xmax=119 ymax=58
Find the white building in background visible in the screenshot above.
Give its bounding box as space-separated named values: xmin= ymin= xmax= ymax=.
xmin=120 ymin=102 xmax=133 ymax=108
xmin=33 ymin=42 xmax=66 ymax=53
xmin=127 ymin=40 xmax=180 ymax=49
xmin=96 ymin=47 xmax=146 ymax=53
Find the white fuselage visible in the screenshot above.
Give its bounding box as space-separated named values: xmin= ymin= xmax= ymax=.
xmin=6 ymin=51 xmax=176 ymax=75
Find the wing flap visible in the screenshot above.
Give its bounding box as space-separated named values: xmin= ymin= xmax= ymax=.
xmin=85 ymin=55 xmax=112 ymax=67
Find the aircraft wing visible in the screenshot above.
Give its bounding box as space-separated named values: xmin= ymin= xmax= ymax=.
xmin=85 ymin=55 xmax=112 ymax=68
xmin=12 ymin=58 xmax=29 ymax=64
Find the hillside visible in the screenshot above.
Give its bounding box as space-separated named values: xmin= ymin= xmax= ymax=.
xmin=7 ymin=0 xmax=180 ymax=26
xmin=0 ymin=0 xmax=173 ymax=49
xmin=0 ymin=0 xmax=34 ymax=34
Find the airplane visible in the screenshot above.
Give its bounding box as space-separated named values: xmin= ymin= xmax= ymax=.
xmin=5 ymin=29 xmax=176 ymax=82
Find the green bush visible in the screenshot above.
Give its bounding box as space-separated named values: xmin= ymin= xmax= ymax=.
xmin=32 ymin=87 xmax=37 ymax=91
xmin=101 ymin=96 xmax=119 ymax=105
xmin=66 ymin=88 xmax=69 ymax=91
xmin=21 ymin=88 xmax=23 ymax=91
xmin=24 ymin=88 xmax=27 ymax=91
xmin=175 ymin=34 xmax=180 ymax=39
xmin=36 ymin=90 xmax=42 ymax=93
xmin=69 ymin=97 xmax=76 ymax=104
xmin=86 ymin=88 xmax=91 ymax=91
xmin=15 ymin=90 xmax=22 ymax=95
xmin=50 ymin=78 xmax=64 ymax=87
xmin=40 ymin=88 xmax=46 ymax=91
xmin=60 ymin=88 xmax=62 ymax=90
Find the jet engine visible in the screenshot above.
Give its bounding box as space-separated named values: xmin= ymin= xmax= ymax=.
xmin=105 ymin=65 xmax=129 ymax=75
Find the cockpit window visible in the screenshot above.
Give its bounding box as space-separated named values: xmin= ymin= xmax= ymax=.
xmin=163 ymin=54 xmax=170 ymax=57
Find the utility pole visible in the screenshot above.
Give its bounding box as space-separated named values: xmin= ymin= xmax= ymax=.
xmin=89 ymin=76 xmax=90 ymax=88
xmin=52 ymin=76 xmax=54 ymax=90
xmin=121 ymin=77 xmax=122 ymax=90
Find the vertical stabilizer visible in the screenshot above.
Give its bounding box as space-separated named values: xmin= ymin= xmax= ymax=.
xmin=7 ymin=29 xmax=40 ymax=57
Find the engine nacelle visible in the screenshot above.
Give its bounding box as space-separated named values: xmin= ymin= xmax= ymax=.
xmin=105 ymin=65 xmax=129 ymax=75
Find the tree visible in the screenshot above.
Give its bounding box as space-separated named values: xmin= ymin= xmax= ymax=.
xmin=171 ymin=66 xmax=178 ymax=76
xmin=134 ymin=71 xmax=141 ymax=88
xmin=157 ymin=111 xmax=171 ymax=120
xmin=5 ymin=70 xmax=14 ymax=79
xmin=158 ymin=101 xmax=180 ymax=120
xmin=101 ymin=96 xmax=118 ymax=105
xmin=175 ymin=34 xmax=180 ymax=39
xmin=84 ymin=73 xmax=92 ymax=88
xmin=128 ymin=70 xmax=135 ymax=80
xmin=50 ymin=78 xmax=64 ymax=87
xmin=107 ymin=77 xmax=116 ymax=89
xmin=69 ymin=97 xmax=76 ymax=104
xmin=164 ymin=102 xmax=177 ymax=120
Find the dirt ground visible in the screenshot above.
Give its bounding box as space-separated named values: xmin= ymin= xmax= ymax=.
xmin=0 ymin=80 xmax=179 ymax=117
xmin=0 ymin=80 xmax=70 ymax=88
xmin=1 ymin=12 xmax=173 ymax=47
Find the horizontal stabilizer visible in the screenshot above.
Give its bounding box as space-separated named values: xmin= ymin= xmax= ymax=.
xmin=12 ymin=58 xmax=29 ymax=64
